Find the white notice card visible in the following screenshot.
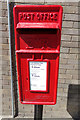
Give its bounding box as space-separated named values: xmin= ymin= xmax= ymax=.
xmin=29 ymin=61 xmax=47 ymax=91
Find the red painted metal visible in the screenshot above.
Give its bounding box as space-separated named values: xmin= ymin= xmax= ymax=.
xmin=13 ymin=5 xmax=63 ymax=105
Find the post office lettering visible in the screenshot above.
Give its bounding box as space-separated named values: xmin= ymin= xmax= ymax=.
xmin=19 ymin=12 xmax=58 ymax=21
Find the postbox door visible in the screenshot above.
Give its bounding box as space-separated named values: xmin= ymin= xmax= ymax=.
xmin=13 ymin=5 xmax=63 ymax=105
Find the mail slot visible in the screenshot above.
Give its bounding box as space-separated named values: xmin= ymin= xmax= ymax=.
xmin=13 ymin=5 xmax=63 ymax=105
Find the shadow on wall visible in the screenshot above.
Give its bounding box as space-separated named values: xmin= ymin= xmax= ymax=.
xmin=9 ymin=2 xmax=18 ymax=117
xmin=67 ymin=85 xmax=80 ymax=119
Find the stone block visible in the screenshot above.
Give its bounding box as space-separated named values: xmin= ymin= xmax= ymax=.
xmin=64 ymin=14 xmax=79 ymax=21
xmin=70 ymin=48 xmax=79 ymax=54
xmin=65 ymin=79 xmax=78 ymax=84
xmin=2 ymin=10 xmax=8 ymax=17
xmin=1 ymin=24 xmax=7 ymax=31
xmin=63 ymin=6 xmax=78 ymax=14
xmin=61 ymin=41 xmax=78 ymax=48
xmin=14 ymin=0 xmax=44 ymax=3
xmin=62 ymin=21 xmax=73 ymax=28
xmin=0 ymin=38 xmax=8 ymax=44
xmin=59 ymin=69 xmax=66 ymax=74
xmin=2 ymin=31 xmax=9 ymax=38
xmin=45 ymin=2 xmax=78 ymax=6
xmin=73 ymin=22 xmax=80 ymax=29
xmin=1 ymin=17 xmax=8 ymax=24
xmin=2 ymin=44 xmax=9 ymax=50
xmin=2 ymin=75 xmax=11 ymax=80
xmin=71 ymin=36 xmax=79 ymax=42
xmin=2 ymin=50 xmax=9 ymax=55
xmin=59 ymin=73 xmax=72 ymax=79
xmin=2 ymin=79 xmax=11 ymax=85
xmin=59 ymin=64 xmax=74 ymax=70
xmin=66 ymin=69 xmax=78 ymax=74
xmin=2 ymin=84 xmax=11 ymax=89
xmin=2 ymin=110 xmax=12 ymax=116
xmin=2 ymin=2 xmax=7 ymax=10
xmin=62 ymin=28 xmax=78 ymax=35
xmin=61 ymin=35 xmax=71 ymax=41
xmin=59 ymin=58 xmax=68 ymax=64
xmin=60 ymin=54 xmax=78 ymax=60
xmin=60 ymin=47 xmax=69 ymax=53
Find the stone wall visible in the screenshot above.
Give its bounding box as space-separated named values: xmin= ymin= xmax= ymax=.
xmin=0 ymin=1 xmax=12 ymax=117
xmin=0 ymin=0 xmax=80 ymax=119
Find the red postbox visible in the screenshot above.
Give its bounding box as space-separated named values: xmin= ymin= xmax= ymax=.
xmin=13 ymin=5 xmax=63 ymax=105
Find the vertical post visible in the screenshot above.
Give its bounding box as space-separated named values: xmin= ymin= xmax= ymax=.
xmin=34 ymin=105 xmax=43 ymax=120
xmin=7 ymin=0 xmax=14 ymax=118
